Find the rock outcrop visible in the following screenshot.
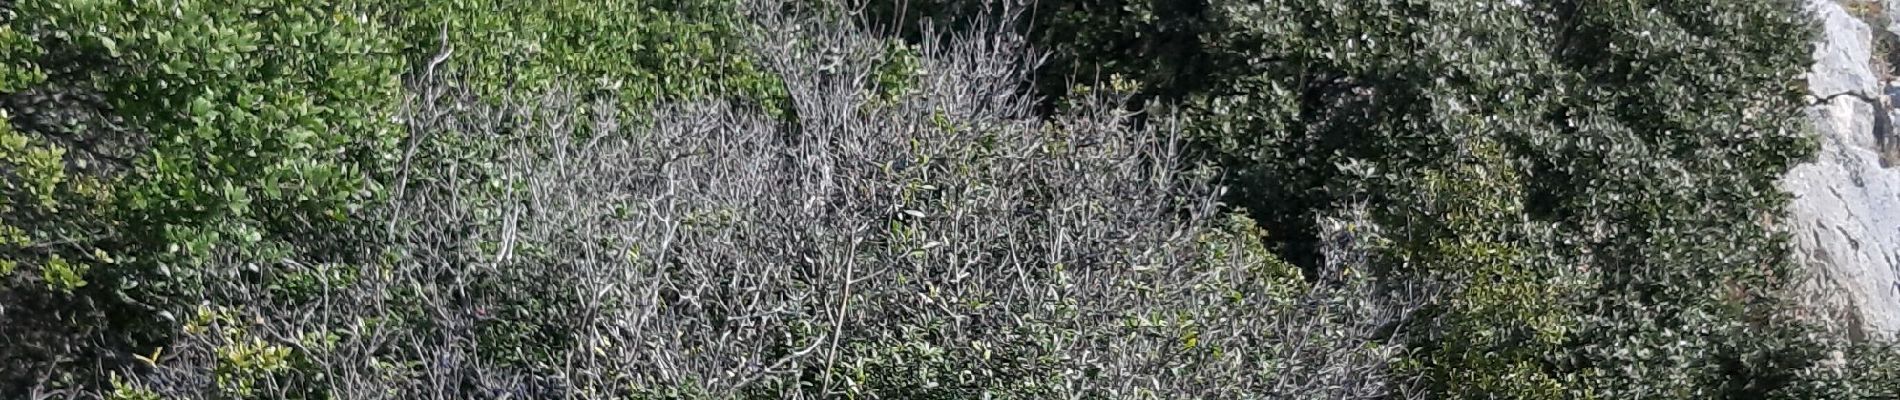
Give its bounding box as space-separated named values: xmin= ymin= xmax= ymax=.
xmin=1785 ymin=0 xmax=1900 ymax=340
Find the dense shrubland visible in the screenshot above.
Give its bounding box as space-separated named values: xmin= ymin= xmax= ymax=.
xmin=3 ymin=0 xmax=1900 ymax=398
xmin=875 ymin=0 xmax=1900 ymax=397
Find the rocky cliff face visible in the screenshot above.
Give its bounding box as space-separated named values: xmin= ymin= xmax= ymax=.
xmin=1786 ymin=0 xmax=1900 ymax=340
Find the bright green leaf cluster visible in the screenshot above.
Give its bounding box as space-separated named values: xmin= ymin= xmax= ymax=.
xmin=389 ymin=0 xmax=785 ymax=109
xmin=1 ymin=0 xmax=404 ymax=391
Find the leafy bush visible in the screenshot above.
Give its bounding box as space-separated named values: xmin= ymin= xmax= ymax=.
xmin=0 ymin=0 xmax=781 ymax=395
xmin=104 ymin=3 xmax=1420 ymax=398
xmin=10 ymin=0 xmax=1900 ymax=398
xmin=858 ymin=0 xmax=1900 ymax=397
xmin=0 ymin=0 xmax=404 ymax=393
xmin=1191 ymin=0 xmax=1871 ymax=397
xmin=385 ymin=0 xmax=786 ymax=109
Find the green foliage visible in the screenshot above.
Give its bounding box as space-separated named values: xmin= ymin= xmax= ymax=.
xmin=863 ymin=0 xmax=1226 ymax=110
xmin=1196 ymin=211 xmax=1307 ymax=303
xmin=869 ymin=41 xmax=924 ymax=102
xmin=9 ymin=0 xmax=1900 ymax=397
xmin=105 ymin=374 xmax=163 ymax=400
xmin=0 ymin=0 xmax=785 ymax=393
xmin=388 ymin=0 xmax=785 ymax=108
xmin=39 ymin=254 xmax=87 ymax=293
xmin=1186 ymin=0 xmax=1831 ymax=397
xmin=860 ymin=0 xmax=1900 ymax=397
xmin=196 ymin=307 xmax=301 ymax=398
xmin=1772 ymin=340 xmax=1900 ymax=398
xmin=1 ymin=1 xmax=403 ymax=391
xmin=1379 ymin=141 xmax=1578 ymax=399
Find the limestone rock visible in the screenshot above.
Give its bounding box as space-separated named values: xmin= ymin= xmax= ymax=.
xmin=1816 ymin=1 xmax=1881 ymax=98
xmin=1786 ymin=0 xmax=1900 ymax=339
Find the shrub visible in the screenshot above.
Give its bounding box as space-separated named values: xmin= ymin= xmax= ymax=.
xmin=1 ymin=0 xmax=790 ymax=395
xmin=0 ymin=0 xmax=405 ymax=393
xmin=1773 ymin=339 xmax=1900 ymax=398
xmin=383 ymin=0 xmax=786 ymax=109
xmin=854 ymin=0 xmax=1900 ymax=397
xmin=14 ymin=0 xmax=1900 ymax=397
xmin=1194 ymin=0 xmax=1840 ymax=397
xmin=106 ymin=3 xmax=1419 ymax=398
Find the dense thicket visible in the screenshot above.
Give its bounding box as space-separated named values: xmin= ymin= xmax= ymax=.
xmin=0 ymin=0 xmax=773 ymax=394
xmin=4 ymin=0 xmax=1900 ymax=398
xmin=0 ymin=1 xmax=406 ymax=392
xmin=1 ymin=0 xmax=1427 ymax=397
xmin=1188 ymin=2 xmax=1827 ymax=397
xmin=872 ymin=0 xmax=1900 ymax=398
